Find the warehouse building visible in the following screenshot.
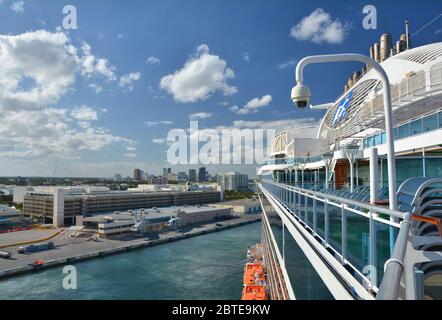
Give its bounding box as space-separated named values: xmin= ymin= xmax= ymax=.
xmin=77 ymin=205 xmax=232 ymax=237
xmin=22 ymin=187 xmax=222 ymax=227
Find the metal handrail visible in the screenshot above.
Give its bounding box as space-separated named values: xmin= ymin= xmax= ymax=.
xmin=376 ymin=213 xmax=412 ymax=300
xmin=263 ymin=180 xmax=406 ymax=219
xmin=260 ymin=180 xmax=412 ymax=298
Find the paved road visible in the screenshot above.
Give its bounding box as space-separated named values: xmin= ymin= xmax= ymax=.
xmin=0 ymin=229 xmax=60 ymax=246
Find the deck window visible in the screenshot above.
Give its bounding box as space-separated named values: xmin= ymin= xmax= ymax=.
xmin=398 ymin=123 xmax=410 ymax=139
xmin=423 ymin=114 xmax=438 ymax=132
xmin=410 ymin=119 xmax=422 ymax=135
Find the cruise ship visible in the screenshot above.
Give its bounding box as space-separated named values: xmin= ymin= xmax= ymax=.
xmin=255 ymin=33 xmax=442 ymax=300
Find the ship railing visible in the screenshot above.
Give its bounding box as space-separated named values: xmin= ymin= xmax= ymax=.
xmin=260 ymin=180 xmax=412 ymax=300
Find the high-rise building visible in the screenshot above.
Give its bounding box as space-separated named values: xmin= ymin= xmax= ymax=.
xmin=198 ymin=167 xmax=208 ymax=182
xmin=147 ymin=175 xmax=168 ymax=185
xmin=189 ymin=169 xmax=197 ymax=182
xmin=133 ymin=169 xmax=143 ymax=181
xmin=217 ymin=172 xmax=249 ymax=191
xmin=177 ymin=172 xmax=188 ymax=181
xmin=163 ymin=168 xmax=172 ymax=175
xmin=166 ymin=172 xmax=177 ymax=182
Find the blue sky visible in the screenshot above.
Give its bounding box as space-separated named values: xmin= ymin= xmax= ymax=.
xmin=0 ymin=0 xmax=441 ymax=178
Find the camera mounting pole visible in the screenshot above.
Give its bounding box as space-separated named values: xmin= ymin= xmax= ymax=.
xmin=294 ymin=53 xmax=397 ymax=211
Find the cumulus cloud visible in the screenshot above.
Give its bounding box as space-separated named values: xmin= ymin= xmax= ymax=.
xmin=189 ymin=112 xmax=213 ymax=120
xmin=231 ymin=95 xmax=272 ymax=115
xmin=11 ymin=0 xmax=24 ymax=13
xmin=0 ymin=30 xmax=131 ymax=159
xmin=80 ymin=42 xmax=117 ymax=80
xmin=290 ymin=8 xmax=348 ymax=44
xmin=70 ymin=106 xmax=99 ymax=121
xmin=160 ymin=44 xmax=237 ymax=103
xmin=119 ymin=72 xmax=141 ymax=91
xmin=146 ymin=56 xmax=160 ymax=64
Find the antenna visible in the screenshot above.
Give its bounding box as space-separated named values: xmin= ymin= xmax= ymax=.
xmin=405 ymin=20 xmax=410 ymax=50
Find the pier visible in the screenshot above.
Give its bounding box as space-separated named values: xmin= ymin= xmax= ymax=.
xmin=0 ymin=215 xmax=261 ymax=280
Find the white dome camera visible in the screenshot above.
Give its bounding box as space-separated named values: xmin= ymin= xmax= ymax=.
xmin=291 ymin=83 xmax=311 ymax=109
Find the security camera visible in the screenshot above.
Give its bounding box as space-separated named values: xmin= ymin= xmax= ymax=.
xmin=291 ymin=83 xmax=311 ymax=108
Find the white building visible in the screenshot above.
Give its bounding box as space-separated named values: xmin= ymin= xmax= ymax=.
xmin=217 ymin=172 xmax=249 ymax=191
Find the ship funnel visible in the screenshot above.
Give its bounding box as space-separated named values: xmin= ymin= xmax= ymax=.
xmin=380 ymin=33 xmax=393 ymax=61
xmin=373 ymin=42 xmax=380 ymax=62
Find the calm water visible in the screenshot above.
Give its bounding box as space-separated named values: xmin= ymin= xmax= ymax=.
xmin=0 ymin=222 xmax=261 ymax=300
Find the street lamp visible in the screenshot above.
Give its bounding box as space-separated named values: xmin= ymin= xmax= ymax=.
xmin=292 ymin=54 xmax=397 ymax=211
xmin=322 ymin=151 xmax=334 ymax=190
xmin=343 ymin=142 xmax=360 ymax=193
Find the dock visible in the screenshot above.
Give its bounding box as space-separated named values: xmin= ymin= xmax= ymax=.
xmin=0 ymin=215 xmax=261 ymax=280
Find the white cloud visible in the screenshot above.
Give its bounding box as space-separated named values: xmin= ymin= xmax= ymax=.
xmin=152 ymin=138 xmax=167 ymax=144
xmin=119 ymin=72 xmax=141 ymax=91
xmin=146 ymin=56 xmax=160 ymax=64
xmin=117 ymin=34 xmax=124 ymax=39
xmin=11 ymin=0 xmax=24 ymax=13
xmin=0 ymin=30 xmax=132 ymax=159
xmin=278 ymin=59 xmax=297 ymax=69
xmin=231 ymin=95 xmax=272 ymax=115
xmin=123 ymin=153 xmax=136 ymax=158
xmin=144 ymin=120 xmax=173 ymax=127
xmin=242 ymin=52 xmax=250 ymax=62
xmin=189 ymin=112 xmax=213 ymax=120
xmin=88 ymin=83 xmax=103 ymax=93
xmin=80 ymin=42 xmax=117 ymax=81
xmin=126 ymin=146 xmax=136 ymax=151
xmin=70 ymin=106 xmax=98 ymax=121
xmin=160 ymin=44 xmax=237 ymax=103
xmin=290 ymin=8 xmax=348 ymax=44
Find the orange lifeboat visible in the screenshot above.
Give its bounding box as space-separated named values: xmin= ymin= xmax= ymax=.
xmin=242 ymin=285 xmax=267 ymax=300
xmin=243 ymin=263 xmax=265 ymax=286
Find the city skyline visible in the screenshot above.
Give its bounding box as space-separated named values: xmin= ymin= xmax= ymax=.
xmin=0 ymin=1 xmax=440 ymax=178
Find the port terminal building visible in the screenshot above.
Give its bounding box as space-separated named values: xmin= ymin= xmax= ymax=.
xmin=77 ymin=205 xmax=232 ymax=238
xmin=16 ymin=186 xmax=222 ymax=227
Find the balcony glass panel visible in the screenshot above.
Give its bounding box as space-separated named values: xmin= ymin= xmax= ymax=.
xmin=328 ymin=203 xmax=342 ymax=253
xmin=409 ymin=119 xmax=422 ymax=135
xmin=423 ymin=114 xmax=438 ymax=132
xmin=398 ymin=123 xmax=410 ymax=139
xmin=346 ymin=210 xmax=369 ymax=272
xmin=439 ymin=111 xmax=442 ymax=128
xmin=284 ymin=226 xmax=334 ymax=300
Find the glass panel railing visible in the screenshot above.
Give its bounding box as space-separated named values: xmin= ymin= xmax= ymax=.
xmin=328 ymin=203 xmax=342 ymax=253
xmin=260 ymin=180 xmax=404 ymax=291
xmin=363 ymin=110 xmax=442 ymax=149
xmin=346 ymin=210 xmax=369 ymax=272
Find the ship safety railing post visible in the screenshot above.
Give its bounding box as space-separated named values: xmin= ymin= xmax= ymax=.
xmin=376 ymin=212 xmax=412 ymax=300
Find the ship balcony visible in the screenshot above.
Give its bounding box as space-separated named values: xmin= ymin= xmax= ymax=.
xmin=258 ymin=178 xmax=442 ymax=300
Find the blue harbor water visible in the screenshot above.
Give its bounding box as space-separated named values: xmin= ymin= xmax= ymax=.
xmin=0 ymin=223 xmax=261 ymax=300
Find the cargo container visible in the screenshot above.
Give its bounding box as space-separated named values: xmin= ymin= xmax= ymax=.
xmin=18 ymin=242 xmax=54 ymax=254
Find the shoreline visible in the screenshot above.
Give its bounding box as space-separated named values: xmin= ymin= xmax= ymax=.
xmin=0 ymin=215 xmax=261 ymax=281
